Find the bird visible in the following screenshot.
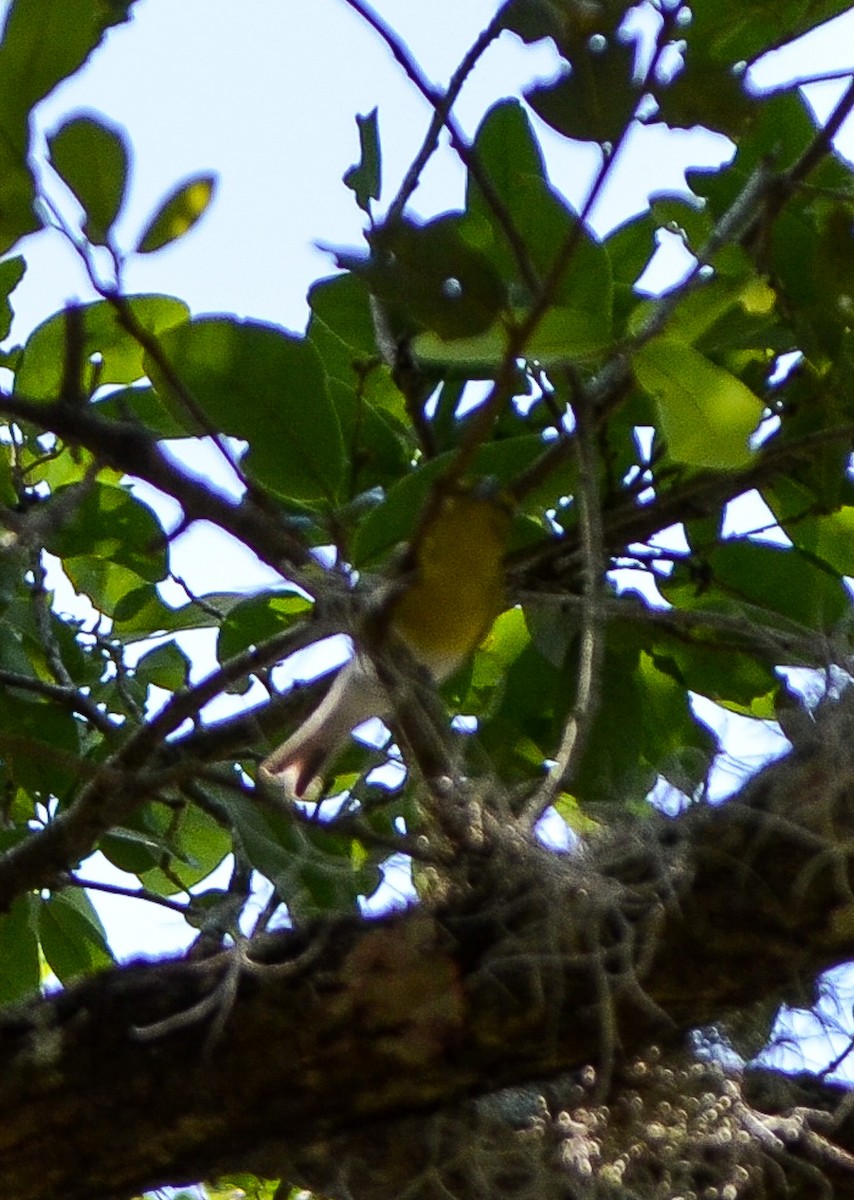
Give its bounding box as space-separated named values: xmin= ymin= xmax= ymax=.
xmin=260 ymin=482 xmax=511 ymax=799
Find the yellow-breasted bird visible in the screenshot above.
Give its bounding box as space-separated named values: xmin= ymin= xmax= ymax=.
xmin=260 ymin=483 xmax=511 ymax=799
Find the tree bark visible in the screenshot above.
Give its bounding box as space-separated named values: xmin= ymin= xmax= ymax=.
xmin=4 ymin=694 xmax=854 ymax=1199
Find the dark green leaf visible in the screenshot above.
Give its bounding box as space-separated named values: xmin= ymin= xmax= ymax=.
xmin=341 ymin=214 xmax=508 ymax=340
xmin=0 ymin=690 xmax=81 ymax=795
xmin=0 ymin=0 xmax=134 ymax=253
xmin=152 ymin=318 xmax=346 ymax=503
xmin=38 ymin=889 xmax=113 ymax=983
xmin=0 ymin=254 xmax=25 ymax=342
xmin=499 ymin=0 xmax=625 ymax=50
xmin=47 ymin=113 xmax=129 ymax=244
xmin=525 ymin=36 xmax=638 ymax=143
xmin=684 ymin=0 xmax=854 ymax=66
xmin=467 ymin=101 xmax=612 ymax=328
xmin=655 ymin=58 xmax=756 ymax=137
xmin=344 ymin=107 xmax=381 ymax=213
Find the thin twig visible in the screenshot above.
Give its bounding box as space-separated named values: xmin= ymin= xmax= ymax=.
xmin=385 ymin=9 xmax=508 ymax=225
xmin=70 ymin=874 xmax=190 ymax=915
xmin=0 ymin=666 xmax=117 ymax=736
xmin=516 ymin=588 xmax=842 ymax=678
xmin=342 ymin=0 xmax=539 ymax=294
xmin=521 ymin=394 xmax=605 ymax=827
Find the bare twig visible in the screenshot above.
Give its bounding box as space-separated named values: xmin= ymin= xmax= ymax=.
xmin=70 ymin=874 xmax=190 ymax=915
xmin=385 ymin=9 xmax=508 ymax=225
xmin=342 ymin=0 xmax=539 ymax=295
xmin=521 ymin=393 xmax=605 ymax=827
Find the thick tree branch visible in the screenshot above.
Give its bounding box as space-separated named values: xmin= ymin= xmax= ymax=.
xmin=6 ymin=692 xmax=854 ymax=1199
xmin=0 ymin=390 xmax=314 ymax=581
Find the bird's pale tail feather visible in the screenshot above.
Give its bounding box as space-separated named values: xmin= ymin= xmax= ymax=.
xmin=260 ymin=658 xmax=387 ymax=799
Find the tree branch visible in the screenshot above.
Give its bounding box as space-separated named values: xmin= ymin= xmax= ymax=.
xmin=7 ymin=690 xmax=854 ymax=1198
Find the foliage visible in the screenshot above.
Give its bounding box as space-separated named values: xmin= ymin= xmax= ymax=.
xmin=1 ymin=0 xmax=854 ymax=1196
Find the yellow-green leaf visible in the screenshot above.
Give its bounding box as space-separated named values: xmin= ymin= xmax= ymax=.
xmin=633 ymin=338 xmax=763 ymax=469
xmin=136 ymin=173 xmax=217 ymax=254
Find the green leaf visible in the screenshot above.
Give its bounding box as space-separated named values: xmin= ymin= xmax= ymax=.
xmin=413 ymin=300 xmax=611 ymax=372
xmin=15 ymin=295 xmax=189 ymax=400
xmin=152 ymin=318 xmax=346 ymax=503
xmin=633 ymin=274 xmax=777 ymax=349
xmin=662 ymin=540 xmax=850 ymax=635
xmin=47 ymin=113 xmax=129 ymax=244
xmin=684 ymin=0 xmax=854 ymax=66
xmin=344 ymin=107 xmax=381 ymax=213
xmin=467 ymin=101 xmax=612 ymax=323
xmin=766 ymin=480 xmax=854 ymax=578
xmin=0 ymin=0 xmax=134 ymax=118
xmin=93 ymin=384 xmax=189 ymax=437
xmin=217 ymin=591 xmax=313 ymax=669
xmin=633 ymin=338 xmax=763 ymax=468
xmin=655 ymin=54 xmax=756 ymax=138
xmin=0 ymin=253 xmax=25 ymax=342
xmin=499 ymin=0 xmax=624 ymax=49
xmin=570 ymin=639 xmax=714 ymax=806
xmin=340 ymin=213 xmax=507 ymax=339
xmin=135 ymin=640 xmax=191 ymax=692
xmin=44 ymin=482 xmax=167 ymax=584
xmin=135 ymin=173 xmax=217 ymax=254
xmin=525 ymin=35 xmax=638 ymax=143
xmin=99 ymin=823 xmax=164 ymax=877
xmin=138 ymin=802 xmax=231 ymax=896
xmin=306 ymin=273 xmax=413 ymax=492
xmin=38 ymin=889 xmax=113 ymax=983
xmin=0 ymin=893 xmax=39 ymax=1005
xmin=0 ymin=0 xmax=134 ymax=253
xmin=647 ymin=611 xmax=779 ymax=708
xmin=220 ymin=789 xmax=380 ymax=919
xmin=0 ymin=691 xmax=81 ymax=795
xmin=110 ymin=590 xmax=245 ymax=642
xmin=64 ymin=565 xmax=152 ymax=620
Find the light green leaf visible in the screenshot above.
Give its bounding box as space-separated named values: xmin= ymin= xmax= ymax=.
xmin=15 ymin=295 xmax=189 ymax=400
xmin=135 ymin=173 xmax=217 ymax=254
xmin=0 ymin=893 xmax=39 ymax=1005
xmin=633 ymin=338 xmax=763 ymax=468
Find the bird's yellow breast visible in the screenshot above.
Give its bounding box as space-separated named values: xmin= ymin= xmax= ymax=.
xmin=389 ymin=492 xmax=510 ymax=680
